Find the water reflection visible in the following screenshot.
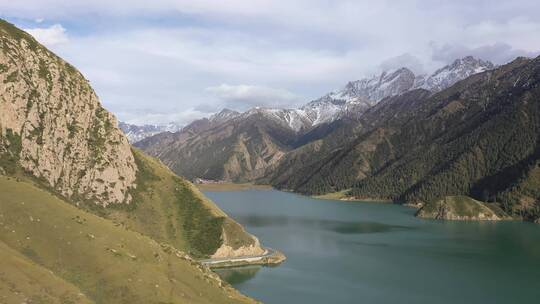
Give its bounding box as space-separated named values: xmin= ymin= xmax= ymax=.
xmin=214 ymin=266 xmax=261 ymax=285
xmin=233 ymin=214 xmax=409 ymax=234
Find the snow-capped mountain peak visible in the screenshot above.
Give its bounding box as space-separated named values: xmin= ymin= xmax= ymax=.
xmin=328 ymin=67 xmax=416 ymax=104
xmin=299 ymin=56 xmax=494 ymax=127
xmin=209 ymin=108 xmax=240 ymax=124
xmin=238 ymin=107 xmax=311 ymax=132
xmin=299 ymin=67 xmax=418 ymax=126
xmin=119 ymin=121 xmax=183 ymax=143
xmin=418 ymin=56 xmax=495 ymax=92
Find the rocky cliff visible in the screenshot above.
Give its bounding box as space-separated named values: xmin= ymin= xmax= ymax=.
xmin=0 ymin=19 xmax=136 ymax=206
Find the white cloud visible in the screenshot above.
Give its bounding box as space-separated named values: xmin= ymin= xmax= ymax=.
xmin=379 ymin=53 xmax=425 ymax=74
xmin=24 ymin=24 xmax=68 ymax=47
xmin=206 ymin=84 xmax=303 ymax=110
xmin=431 ymin=42 xmax=540 ymax=66
xmin=49 ymin=26 xmax=367 ymax=122
xmin=4 ymin=0 xmax=540 ymax=125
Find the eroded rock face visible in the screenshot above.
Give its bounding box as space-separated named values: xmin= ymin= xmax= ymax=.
xmin=0 ymin=20 xmax=137 ymax=206
xmin=211 ymin=219 xmax=266 ymax=258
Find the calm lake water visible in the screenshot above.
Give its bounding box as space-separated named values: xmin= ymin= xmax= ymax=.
xmin=204 ymin=189 xmax=540 ymax=304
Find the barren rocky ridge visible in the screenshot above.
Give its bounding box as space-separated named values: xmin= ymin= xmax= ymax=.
xmin=0 ymin=20 xmax=136 ymax=206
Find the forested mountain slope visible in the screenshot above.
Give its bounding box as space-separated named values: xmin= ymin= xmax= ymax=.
xmin=270 ymin=57 xmax=540 ymax=222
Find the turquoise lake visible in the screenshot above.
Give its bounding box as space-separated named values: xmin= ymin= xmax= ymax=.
xmin=205 ymin=189 xmax=540 ymax=304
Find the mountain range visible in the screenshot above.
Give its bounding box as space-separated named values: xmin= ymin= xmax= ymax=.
xmin=123 ymin=56 xmax=494 ymax=143
xmin=135 ymin=56 xmax=496 ymax=179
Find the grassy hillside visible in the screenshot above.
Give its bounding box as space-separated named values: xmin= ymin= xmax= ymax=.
xmin=0 ymin=241 xmax=93 ymax=304
xmin=0 ymin=175 xmax=254 ymax=304
xmin=95 ymin=149 xmax=259 ymax=258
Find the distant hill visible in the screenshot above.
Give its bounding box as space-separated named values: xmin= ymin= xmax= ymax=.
xmin=136 ymin=108 xmax=296 ymax=182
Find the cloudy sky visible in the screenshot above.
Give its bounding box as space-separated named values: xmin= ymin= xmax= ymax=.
xmin=2 ymin=0 xmax=540 ymax=125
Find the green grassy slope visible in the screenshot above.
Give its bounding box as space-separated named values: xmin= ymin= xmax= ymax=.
xmin=2 ymin=128 xmax=255 ymax=259
xmin=0 ymin=240 xmax=94 ymax=304
xmin=0 ymin=175 xmax=254 ymax=304
xmin=97 ymin=149 xmax=259 ymax=258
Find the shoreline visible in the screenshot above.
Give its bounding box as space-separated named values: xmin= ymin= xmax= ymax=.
xmin=195 ymin=183 xmax=273 ymax=191
xmin=200 ymin=183 xmax=528 ymax=224
xmin=200 ymin=247 xmax=286 ymax=269
xmin=311 ymin=189 xmax=392 ymax=203
xmin=199 ymin=183 xmax=394 ymax=204
xmin=313 ymin=195 xmax=393 ymax=203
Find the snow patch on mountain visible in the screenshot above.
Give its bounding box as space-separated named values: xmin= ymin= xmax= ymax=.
xmin=209 ymin=108 xmax=240 ymax=124
xmin=300 ymin=56 xmax=494 ymax=126
xmin=416 ymin=56 xmax=495 ymax=92
xmin=119 ymin=121 xmax=182 ymax=143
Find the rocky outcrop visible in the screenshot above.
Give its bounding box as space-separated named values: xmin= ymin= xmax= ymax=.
xmin=416 ymin=196 xmax=508 ymax=221
xmin=0 ymin=20 xmax=137 ymax=206
xmin=212 ymin=219 xmax=266 ymax=258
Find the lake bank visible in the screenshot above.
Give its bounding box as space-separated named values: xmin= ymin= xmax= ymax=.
xmin=202 ymin=184 xmax=527 ymax=224
xmin=200 ymin=247 xmax=286 ymax=268
xmin=196 ymin=183 xmax=272 ymax=191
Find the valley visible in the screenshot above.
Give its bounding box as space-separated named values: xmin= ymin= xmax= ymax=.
xmin=1 ymin=1 xmax=540 ymax=302
xmin=136 ymin=55 xmax=540 ymax=224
